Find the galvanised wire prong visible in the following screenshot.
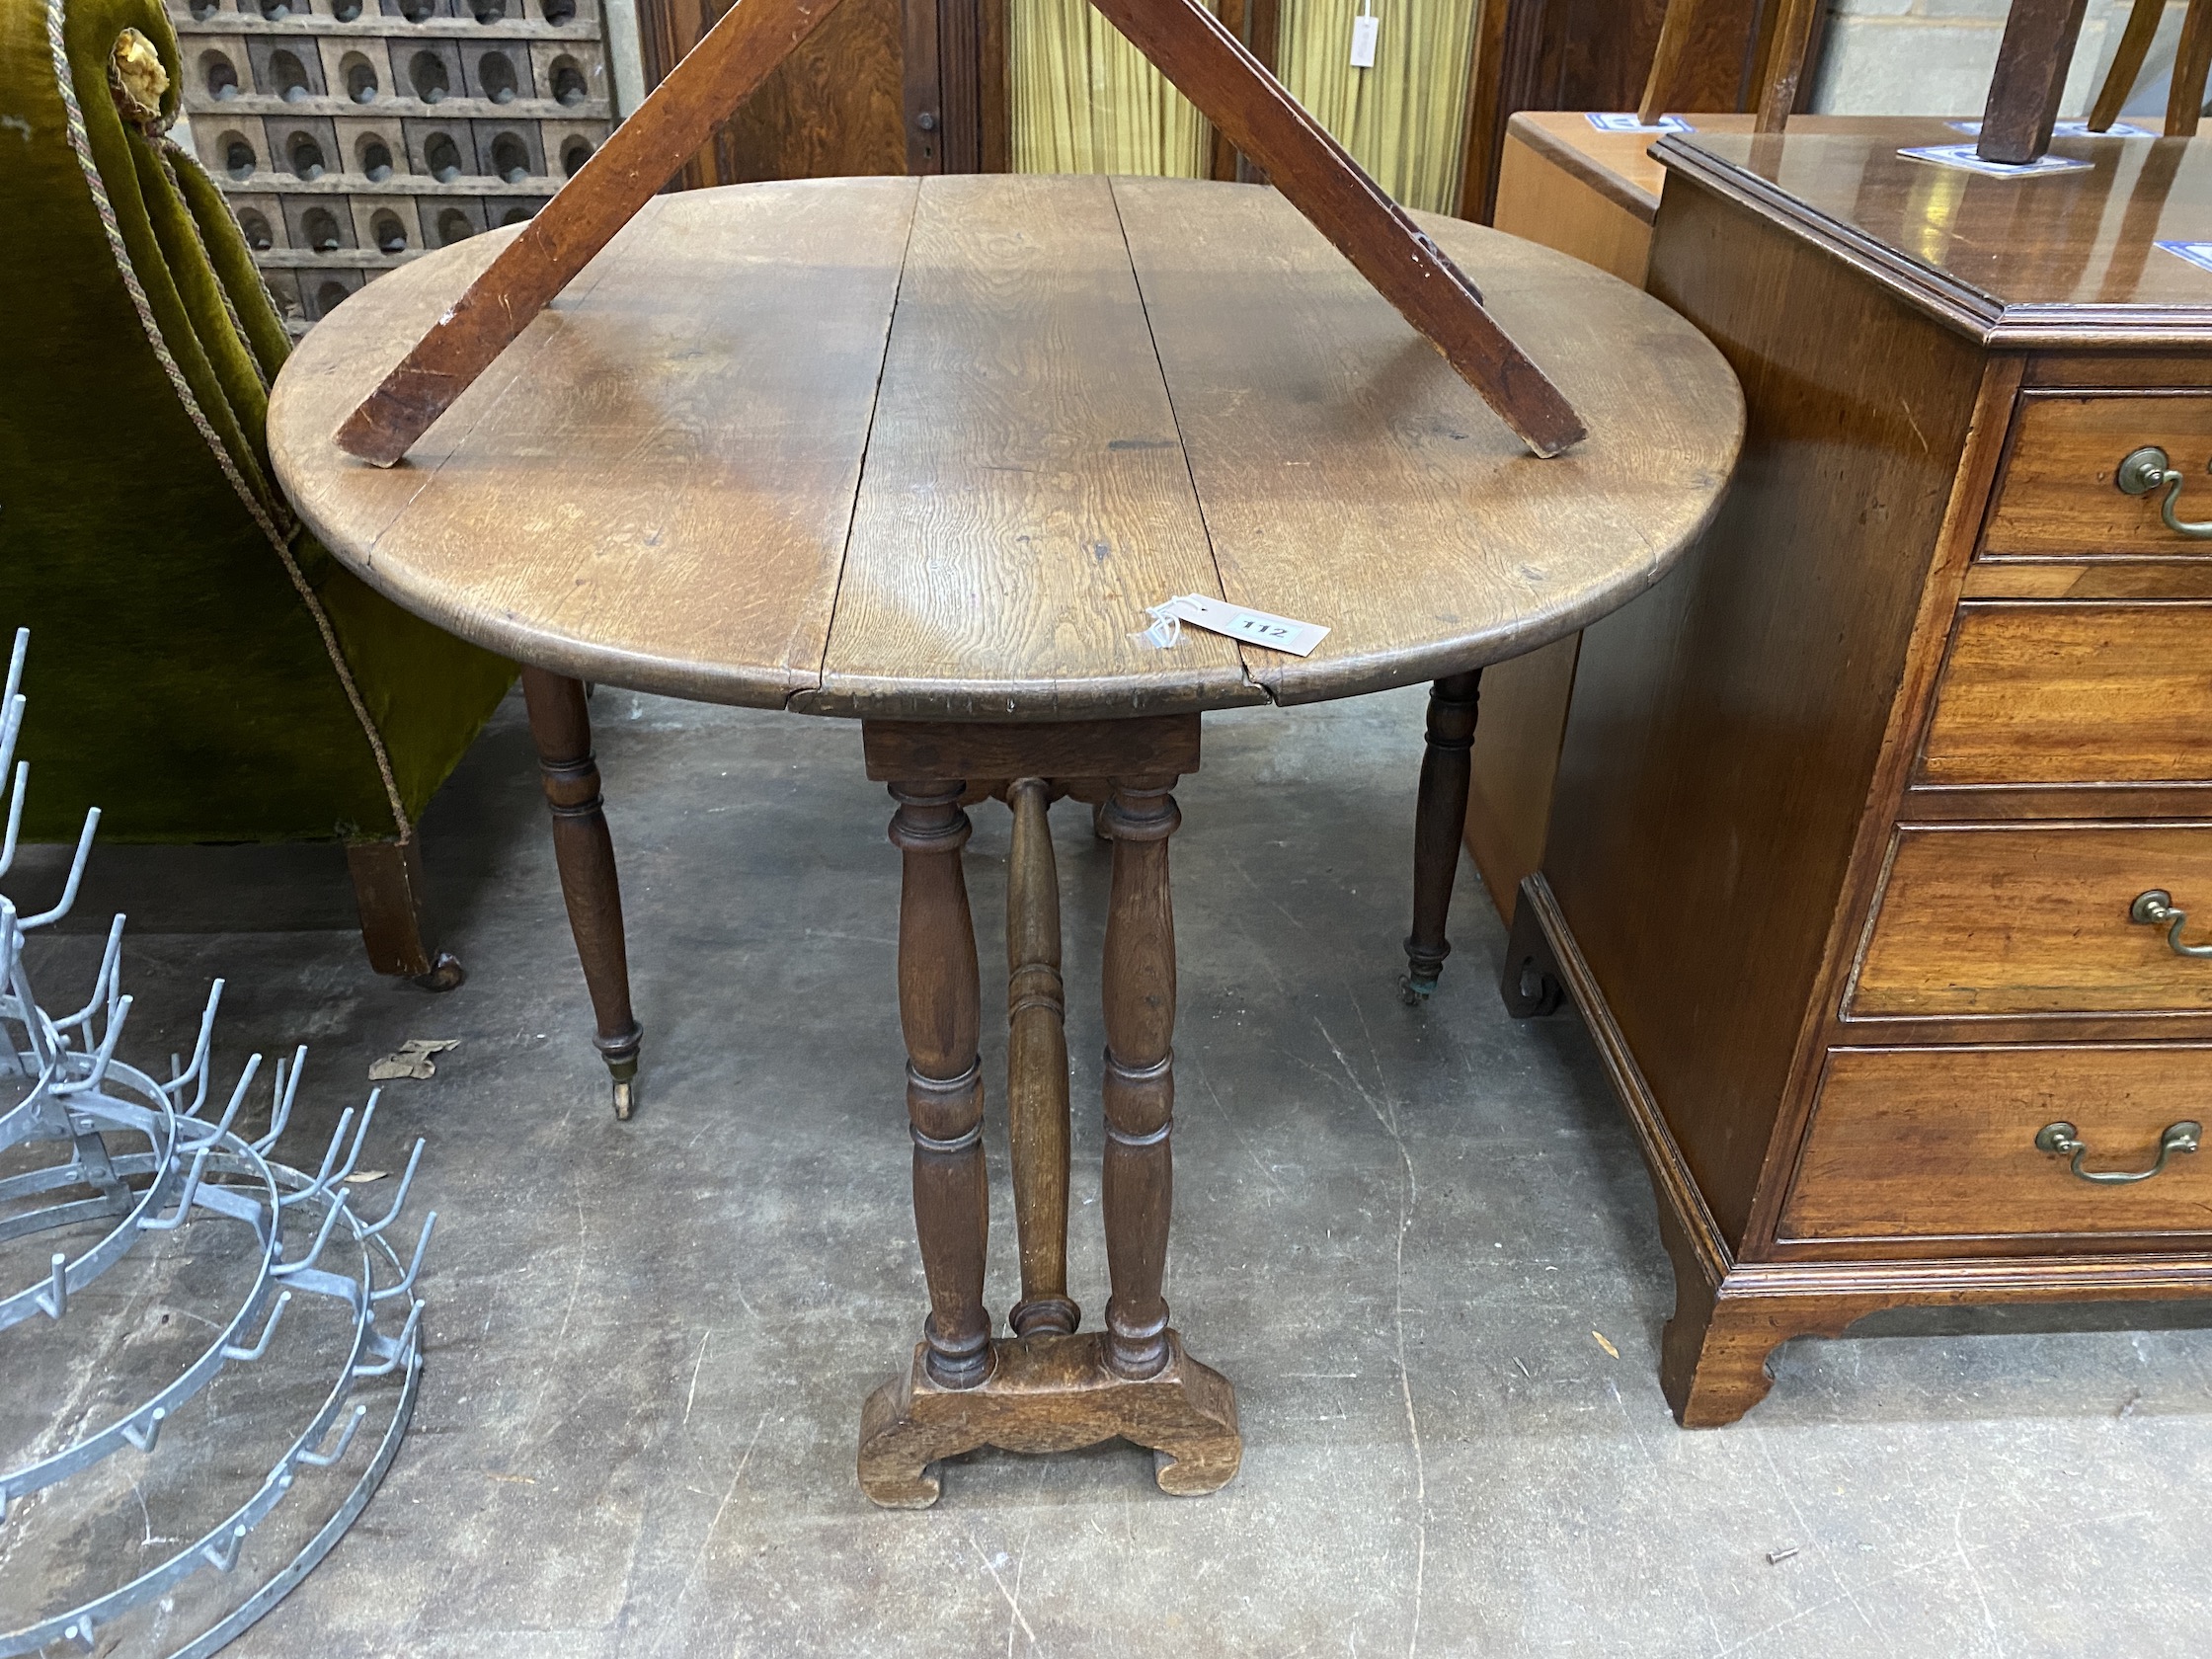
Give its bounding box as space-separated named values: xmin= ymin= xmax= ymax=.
xmin=295 ymin=1402 xmax=368 ymax=1467
xmin=353 ymin=1298 xmax=425 ymax=1376
xmin=253 ymin=1045 xmax=309 ymax=1153
xmin=20 ymin=807 xmax=101 ymax=930
xmin=139 ymin=1144 xmax=212 ymax=1233
xmin=273 ymin=1188 xmax=353 ymax=1279
xmin=371 ymin=1212 xmax=435 ymax=1304
xmin=357 ymin=1139 xmax=426 ymax=1239
xmin=222 ymin=1290 xmax=293 ymax=1363
xmin=282 ymin=1107 xmax=355 ymax=1210
xmin=207 ymin=1052 xmax=265 ymax=1139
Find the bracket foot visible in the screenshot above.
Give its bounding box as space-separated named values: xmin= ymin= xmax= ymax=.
xmin=857 ymin=1330 xmax=1239 ymax=1508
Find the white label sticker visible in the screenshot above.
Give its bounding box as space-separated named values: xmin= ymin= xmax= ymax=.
xmin=1138 ymin=593 xmax=1330 ymax=657
xmin=1947 ymin=118 xmax=2152 ymax=139
xmin=2158 ymin=240 xmax=2212 ymax=276
xmin=1897 ymin=143 xmax=2091 ymax=179
xmin=1350 ymin=10 xmax=1379 ymax=67
xmin=1585 ymin=112 xmax=1693 ymax=133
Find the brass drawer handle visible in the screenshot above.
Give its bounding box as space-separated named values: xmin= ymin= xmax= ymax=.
xmin=2116 ymin=446 xmax=2212 ymax=538
xmin=2035 ymin=1120 xmax=2202 ymax=1184
xmin=2131 ymin=889 xmax=2212 ymax=958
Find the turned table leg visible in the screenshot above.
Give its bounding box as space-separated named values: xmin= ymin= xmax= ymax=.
xmin=1404 ymin=670 xmax=1480 ymax=999
xmin=1100 ymin=775 xmax=1179 ymax=1381
xmin=889 ymin=780 xmax=994 ymax=1390
xmin=519 ymin=667 xmax=643 ymax=1119
xmin=1006 ymin=779 xmax=1078 ymax=1338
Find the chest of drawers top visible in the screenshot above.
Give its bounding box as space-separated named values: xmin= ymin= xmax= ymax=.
xmin=1656 ymin=122 xmax=2212 ymax=350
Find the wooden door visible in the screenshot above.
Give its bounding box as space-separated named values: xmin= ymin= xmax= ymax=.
xmin=638 ymin=0 xmax=1001 ymax=184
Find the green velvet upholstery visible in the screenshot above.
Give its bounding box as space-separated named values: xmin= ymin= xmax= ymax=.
xmin=1 ymin=0 xmax=514 ymax=844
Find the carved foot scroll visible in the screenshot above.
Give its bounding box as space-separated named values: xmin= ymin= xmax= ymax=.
xmin=858 ymin=1331 xmax=1240 ymax=1508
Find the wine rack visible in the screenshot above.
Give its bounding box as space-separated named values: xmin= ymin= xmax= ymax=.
xmin=165 ymin=0 xmax=615 ymax=330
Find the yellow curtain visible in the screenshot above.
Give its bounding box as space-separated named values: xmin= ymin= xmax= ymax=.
xmin=1009 ymin=0 xmax=1212 ymax=177
xmin=1276 ymin=0 xmax=1479 ymax=212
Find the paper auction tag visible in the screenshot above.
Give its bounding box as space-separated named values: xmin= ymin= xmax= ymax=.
xmin=1137 ymin=594 xmax=1330 ymax=657
xmin=1349 ymin=3 xmax=1379 ymax=68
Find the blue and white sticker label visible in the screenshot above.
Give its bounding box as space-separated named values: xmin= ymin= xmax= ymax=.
xmin=1947 ymin=118 xmax=2152 ymax=138
xmin=2158 ymin=240 xmax=2212 ymax=276
xmin=1586 ymin=113 xmax=1694 ymax=133
xmin=1898 ymin=143 xmax=2092 ymax=178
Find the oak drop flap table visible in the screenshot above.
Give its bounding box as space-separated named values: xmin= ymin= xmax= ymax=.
xmin=269 ymin=174 xmax=1741 ymax=1504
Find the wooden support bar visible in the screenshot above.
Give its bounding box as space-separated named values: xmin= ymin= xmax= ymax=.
xmin=339 ymin=0 xmax=1582 ymax=464
xmin=1976 ymin=0 xmax=2092 ymax=166
xmin=2170 ymin=0 xmax=2212 ymax=137
xmin=1753 ymin=0 xmax=1820 ymax=131
xmin=1005 ymin=779 xmax=1077 ymax=1337
xmin=1087 ymin=0 xmax=1584 ymax=456
xmin=336 ymin=0 xmax=853 ymax=465
xmin=2089 ymin=0 xmax=2162 ymax=130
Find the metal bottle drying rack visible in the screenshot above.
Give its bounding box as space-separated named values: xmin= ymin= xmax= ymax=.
xmin=0 ymin=628 xmax=434 ymax=1656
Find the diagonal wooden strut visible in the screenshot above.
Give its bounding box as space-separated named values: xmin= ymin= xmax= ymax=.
xmin=336 ymin=0 xmax=850 ymax=465
xmin=336 ymin=0 xmax=1585 ymax=467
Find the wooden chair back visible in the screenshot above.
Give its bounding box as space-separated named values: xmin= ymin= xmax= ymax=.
xmin=1635 ymin=0 xmax=1822 ymax=129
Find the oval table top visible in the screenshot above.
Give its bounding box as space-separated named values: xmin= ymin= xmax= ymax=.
xmin=270 ymin=174 xmax=1742 ymax=721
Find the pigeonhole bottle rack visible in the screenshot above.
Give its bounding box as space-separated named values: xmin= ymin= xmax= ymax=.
xmin=165 ymin=0 xmax=615 ymax=329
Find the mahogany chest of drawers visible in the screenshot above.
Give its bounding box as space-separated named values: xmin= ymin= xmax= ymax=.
xmin=1508 ymin=122 xmax=2212 ymax=1425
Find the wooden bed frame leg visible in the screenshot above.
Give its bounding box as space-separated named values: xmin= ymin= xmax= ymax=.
xmin=1404 ymin=671 xmax=1479 ymax=1001
xmin=347 ymin=833 xmax=464 ymax=991
xmin=520 ymin=667 xmax=643 ymax=1119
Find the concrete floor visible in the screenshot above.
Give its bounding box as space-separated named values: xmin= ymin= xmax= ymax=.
xmin=10 ymin=684 xmax=2212 ymax=1656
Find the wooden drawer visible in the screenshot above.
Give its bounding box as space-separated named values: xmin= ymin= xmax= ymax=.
xmin=1984 ymin=393 xmax=2212 ymax=560
xmin=1782 ymin=1045 xmax=2212 ymax=1242
xmin=1852 ymin=824 xmax=2212 ymax=1016
xmin=1918 ymin=602 xmax=2212 ymax=786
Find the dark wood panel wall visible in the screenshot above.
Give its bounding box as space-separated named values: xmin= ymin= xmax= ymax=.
xmin=639 ymin=0 xmax=1827 ymax=217
xmin=639 ymin=0 xmax=918 ymax=186
xmin=1459 ymin=0 xmax=1831 ymax=222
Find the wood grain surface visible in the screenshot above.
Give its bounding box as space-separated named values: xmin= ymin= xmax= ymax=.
xmin=1983 ymin=393 xmax=2212 ymax=560
xmin=279 ymin=182 xmax=918 ymax=703
xmin=271 ymin=176 xmax=1742 ymax=719
xmin=803 ymin=175 xmax=1246 ymax=719
xmin=336 ymin=0 xmax=854 ymax=464
xmin=1539 ymin=170 xmax=1980 ymax=1250
xmin=1851 ymin=823 xmax=2212 ymax=1017
xmin=1113 ymin=177 xmax=1741 ymax=706
xmin=1783 ymin=1045 xmax=2212 ymax=1241
xmin=1085 ymin=0 xmax=1586 ymax=458
xmin=1919 ymin=602 xmax=2212 ymax=786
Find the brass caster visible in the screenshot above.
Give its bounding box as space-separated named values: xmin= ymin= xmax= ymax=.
xmin=610 ymin=1075 xmax=636 ymax=1121
xmin=410 ymin=952 xmax=466 ymax=992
